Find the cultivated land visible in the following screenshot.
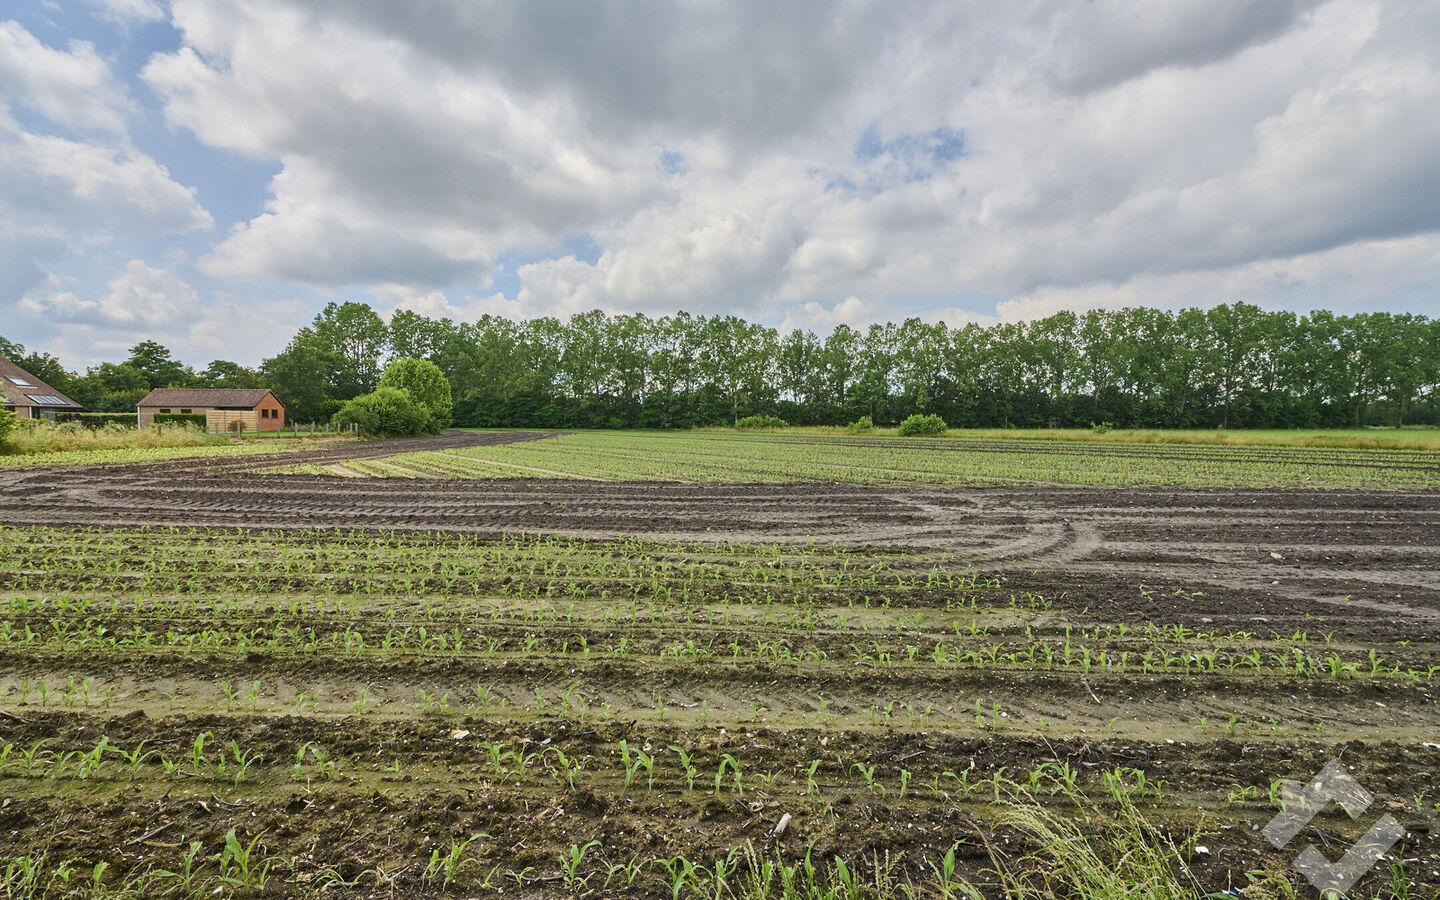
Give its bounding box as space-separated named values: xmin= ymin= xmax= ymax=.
xmin=1 ymin=431 xmax=1438 ymax=898
xmin=264 ymin=429 xmax=1440 ymax=490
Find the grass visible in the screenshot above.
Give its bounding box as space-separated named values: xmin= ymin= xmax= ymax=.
xmin=701 ymin=425 xmax=1440 ymax=452
xmin=0 ymin=422 xmax=351 ymax=469
xmin=0 ymin=421 xmax=220 ymax=456
xmin=265 ymin=429 xmax=1440 ymax=489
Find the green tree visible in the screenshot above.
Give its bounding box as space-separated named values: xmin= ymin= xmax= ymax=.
xmin=379 ymin=357 xmax=452 ymax=429
xmin=261 ymin=329 xmax=344 ymax=424
xmin=199 ymin=360 xmax=263 ymax=389
xmin=126 ymin=341 xmax=192 ymax=389
xmin=312 ymin=301 xmax=389 ymax=398
xmin=74 ymin=362 xmax=150 ymax=412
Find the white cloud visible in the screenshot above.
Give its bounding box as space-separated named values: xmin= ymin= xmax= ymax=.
xmin=87 ymin=0 xmax=166 ymax=25
xmin=22 ymin=259 xmax=198 ymax=326
xmin=778 ymin=297 xmax=877 ymax=333
xmin=0 ymin=118 xmax=211 ymax=233
xmin=6 ymin=0 xmax=1437 ymax=335
xmin=0 ymin=21 xmax=209 ymax=316
xmin=19 ymin=263 xmax=310 ymax=367
xmin=0 ymin=20 xmax=129 ymax=132
xmin=997 ymin=231 xmax=1440 ymax=322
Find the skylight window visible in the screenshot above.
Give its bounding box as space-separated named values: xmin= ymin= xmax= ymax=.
xmin=7 ymin=377 xmax=33 ymax=386
xmin=25 ymin=394 xmax=66 ymax=405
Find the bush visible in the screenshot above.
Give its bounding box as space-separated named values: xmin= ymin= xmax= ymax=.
xmin=847 ymin=416 xmax=874 ymax=433
xmin=332 ymin=387 xmax=433 ymax=437
xmin=56 ymin=412 xmax=138 ymax=427
xmin=1091 ymin=421 xmax=1114 ymax=434
xmin=735 ymin=415 xmax=788 ymax=429
xmin=379 ymin=358 xmax=452 ymax=430
xmin=0 ymin=407 xmax=14 ymax=445
xmin=155 ymin=413 xmax=207 ymax=428
xmin=898 ymin=413 xmax=947 ymax=436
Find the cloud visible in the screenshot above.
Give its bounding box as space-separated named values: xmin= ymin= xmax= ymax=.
xmin=0 ymin=19 xmax=129 ymax=132
xmin=0 ymin=21 xmax=209 ymax=315
xmin=0 ymin=116 xmax=212 ymax=234
xmin=6 ymin=0 xmax=1436 ymax=337
xmin=86 ymin=0 xmax=166 ymax=25
xmin=997 ymin=231 xmax=1440 ymax=322
xmin=778 ymin=297 xmax=878 ymax=333
xmin=19 ymin=262 xmax=310 ymax=367
xmin=22 ymin=259 xmax=198 ymax=327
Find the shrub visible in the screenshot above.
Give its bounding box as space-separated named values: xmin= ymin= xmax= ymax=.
xmin=847 ymin=416 xmax=874 ymax=433
xmin=379 ymin=358 xmax=453 ymax=430
xmin=56 ymin=412 xmax=139 ymax=427
xmin=332 ymin=387 xmax=433 ymax=437
xmin=735 ymin=415 xmax=788 ymax=430
xmin=898 ymin=413 xmax=947 ymax=436
xmin=0 ymin=407 xmax=14 ymax=445
xmin=155 ymin=413 xmax=207 ymax=428
xmin=1091 ymin=421 xmax=1114 ymax=434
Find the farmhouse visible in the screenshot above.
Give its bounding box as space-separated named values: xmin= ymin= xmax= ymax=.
xmin=137 ymin=389 xmax=285 ymax=433
xmin=0 ymin=355 xmax=82 ymax=420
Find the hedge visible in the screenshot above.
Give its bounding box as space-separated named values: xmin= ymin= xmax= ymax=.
xmin=55 ymin=412 xmax=138 ymax=427
xmin=735 ymin=414 xmax=788 ymax=429
xmin=154 ymin=413 xmax=208 ymax=428
xmin=897 ymin=414 xmax=947 ymax=436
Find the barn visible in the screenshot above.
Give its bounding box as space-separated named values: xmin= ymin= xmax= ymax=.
xmin=1 ymin=355 xmax=82 ymax=420
xmin=137 ymin=389 xmax=286 ymax=433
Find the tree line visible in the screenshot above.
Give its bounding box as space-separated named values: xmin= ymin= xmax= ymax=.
xmin=4 ymin=301 xmax=1437 ymax=429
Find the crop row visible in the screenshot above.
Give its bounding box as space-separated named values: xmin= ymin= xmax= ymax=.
xmin=3 ymin=619 xmax=1432 ymax=682
xmin=352 ymin=431 xmax=1440 ymax=489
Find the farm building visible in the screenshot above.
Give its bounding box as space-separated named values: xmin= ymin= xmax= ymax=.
xmin=137 ymin=389 xmax=285 ymax=433
xmin=0 ymin=355 xmax=82 ymax=420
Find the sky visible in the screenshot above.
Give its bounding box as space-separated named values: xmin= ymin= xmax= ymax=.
xmin=3 ymin=0 xmax=1440 ymax=368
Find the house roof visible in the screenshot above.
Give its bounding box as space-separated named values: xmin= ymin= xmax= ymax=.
xmin=0 ymin=356 xmax=82 ymax=409
xmin=137 ymin=388 xmax=279 ymax=410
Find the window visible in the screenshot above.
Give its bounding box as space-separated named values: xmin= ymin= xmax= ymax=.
xmin=7 ymin=377 xmax=33 ymax=386
xmin=261 ymin=408 xmax=270 ymax=419
xmin=159 ymin=408 xmax=171 ymax=414
xmin=25 ymin=394 xmax=66 ymax=405
xmin=181 ymin=409 xmax=192 ymax=414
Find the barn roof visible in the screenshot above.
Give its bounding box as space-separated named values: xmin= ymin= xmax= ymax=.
xmin=137 ymin=388 xmax=279 ymax=410
xmin=0 ymin=356 xmax=82 ymax=409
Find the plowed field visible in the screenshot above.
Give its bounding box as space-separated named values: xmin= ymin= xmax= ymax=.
xmin=1 ymin=431 xmax=1436 ymax=898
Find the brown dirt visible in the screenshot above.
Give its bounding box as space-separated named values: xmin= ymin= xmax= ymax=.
xmin=1 ymin=435 xmax=1438 ymax=897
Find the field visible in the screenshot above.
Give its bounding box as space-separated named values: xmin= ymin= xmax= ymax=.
xmin=702 ymin=427 xmax=1440 ymax=452
xmin=263 ymin=429 xmax=1440 ymax=490
xmin=1 ymin=430 xmax=1438 ymax=898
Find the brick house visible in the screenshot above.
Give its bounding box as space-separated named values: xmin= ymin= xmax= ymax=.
xmin=137 ymin=389 xmax=286 ymax=433
xmin=1 ymin=355 xmax=82 ymax=420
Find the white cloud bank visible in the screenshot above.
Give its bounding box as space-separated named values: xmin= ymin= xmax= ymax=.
xmin=0 ymin=18 xmax=210 ymax=311
xmin=8 ymin=0 xmax=1440 ymax=358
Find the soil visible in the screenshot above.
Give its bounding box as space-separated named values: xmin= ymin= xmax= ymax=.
xmin=1 ymin=431 xmax=1437 ymax=898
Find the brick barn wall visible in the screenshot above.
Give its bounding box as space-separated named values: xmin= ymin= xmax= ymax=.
xmin=255 ymin=394 xmax=285 ymax=432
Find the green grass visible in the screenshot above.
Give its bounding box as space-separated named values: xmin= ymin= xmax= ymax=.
xmin=698 ymin=425 xmax=1440 ymax=451
xmin=0 ymin=421 xmax=221 ymax=457
xmin=0 ymin=428 xmax=351 ymax=469
xmin=274 ymin=429 xmax=1440 ymax=489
